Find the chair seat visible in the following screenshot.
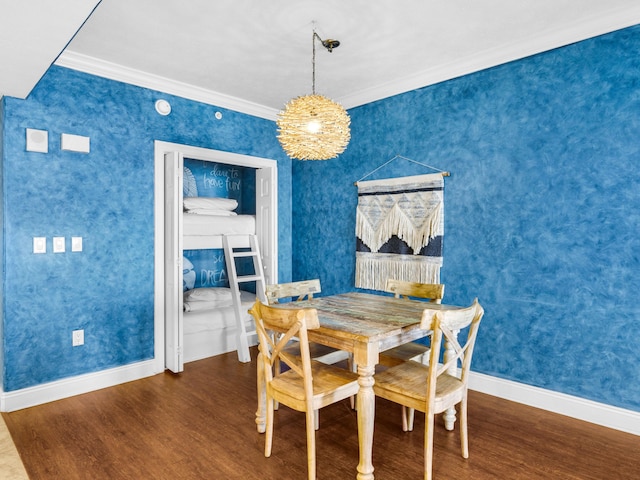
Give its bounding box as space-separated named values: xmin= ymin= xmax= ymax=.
xmin=374 ymin=361 xmax=464 ymax=414
xmin=379 ymin=342 xmax=430 ymax=367
xmin=270 ymin=361 xmax=359 ymax=411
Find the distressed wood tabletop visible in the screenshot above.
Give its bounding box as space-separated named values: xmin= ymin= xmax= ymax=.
xmin=274 ymin=292 xmax=459 ymax=349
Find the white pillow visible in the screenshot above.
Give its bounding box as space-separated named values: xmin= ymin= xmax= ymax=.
xmin=184 ymin=287 xmax=233 ymax=303
xmin=183 ymin=197 xmax=238 ymax=212
xmin=184 ymin=298 xmax=233 ymax=312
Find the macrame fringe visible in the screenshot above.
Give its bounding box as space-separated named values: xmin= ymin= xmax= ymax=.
xmin=355 ymin=253 xmax=442 ymax=291
xmin=356 ymin=202 xmax=442 ymax=253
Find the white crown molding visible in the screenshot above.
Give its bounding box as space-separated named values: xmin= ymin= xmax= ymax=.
xmin=56 ymin=10 xmax=640 ymax=118
xmin=55 ymin=51 xmax=279 ymax=121
xmin=0 ymin=360 xmax=157 ymax=412
xmin=338 ymin=8 xmax=640 ymax=109
xmin=469 ymin=371 xmax=640 ymax=436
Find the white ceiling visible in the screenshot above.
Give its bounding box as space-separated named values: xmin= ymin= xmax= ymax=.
xmin=3 ymin=0 xmax=640 ymax=119
xmin=0 ymin=0 xmax=101 ymax=99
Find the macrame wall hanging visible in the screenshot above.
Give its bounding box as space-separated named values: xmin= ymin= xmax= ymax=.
xmin=354 ymin=156 xmax=449 ymax=291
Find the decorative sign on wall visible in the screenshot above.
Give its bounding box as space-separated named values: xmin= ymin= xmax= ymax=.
xmin=184 ymin=159 xmax=243 ymax=201
xmin=355 ymin=173 xmax=444 ymax=291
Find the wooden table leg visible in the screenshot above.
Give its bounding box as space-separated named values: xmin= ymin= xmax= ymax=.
xmin=355 ymin=347 xmax=376 ymax=480
xmin=443 ymin=330 xmax=459 ymax=431
xmin=255 ymin=352 xmax=266 ymax=433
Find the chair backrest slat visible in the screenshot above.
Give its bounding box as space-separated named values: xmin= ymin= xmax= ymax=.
xmin=266 ymin=279 xmax=321 ymax=304
xmin=384 ymin=279 xmax=444 ymax=304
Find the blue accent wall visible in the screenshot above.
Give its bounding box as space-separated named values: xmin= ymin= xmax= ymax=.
xmin=0 ymin=98 xmax=5 ymax=379
xmin=292 ymin=26 xmax=640 ymax=412
xmin=1 ymin=66 xmax=291 ymax=391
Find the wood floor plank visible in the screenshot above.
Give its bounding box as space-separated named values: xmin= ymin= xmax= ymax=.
xmin=3 ymin=349 xmax=639 ymax=479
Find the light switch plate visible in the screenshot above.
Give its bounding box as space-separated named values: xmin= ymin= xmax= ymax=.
xmin=72 ymin=236 xmax=83 ymax=252
xmin=33 ymin=237 xmax=46 ymax=254
xmin=53 ymin=236 xmax=65 ymax=253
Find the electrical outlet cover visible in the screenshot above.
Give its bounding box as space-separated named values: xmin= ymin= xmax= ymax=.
xmin=72 ymin=329 xmax=84 ymax=346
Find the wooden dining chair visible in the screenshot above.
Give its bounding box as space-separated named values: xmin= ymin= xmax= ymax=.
xmin=373 ymin=299 xmax=484 ymax=480
xmin=380 ymin=279 xmax=445 ymax=430
xmin=266 ymin=279 xmax=354 ymax=422
xmin=249 ymin=299 xmax=359 ymax=480
xmin=380 ymin=279 xmax=445 ymax=367
xmin=266 ymin=279 xmax=351 ymax=365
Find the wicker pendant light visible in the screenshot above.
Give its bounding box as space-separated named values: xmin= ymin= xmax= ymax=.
xmin=277 ymin=31 xmax=351 ymax=160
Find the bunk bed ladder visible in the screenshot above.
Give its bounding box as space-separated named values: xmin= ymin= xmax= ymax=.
xmin=222 ymin=234 xmax=267 ymax=363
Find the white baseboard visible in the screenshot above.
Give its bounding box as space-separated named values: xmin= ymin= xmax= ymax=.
xmin=469 ymin=371 xmax=640 ymax=436
xmin=0 ymin=360 xmax=158 ymax=412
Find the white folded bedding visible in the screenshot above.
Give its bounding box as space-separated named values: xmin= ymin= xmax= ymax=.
xmin=183 ymin=213 xmax=256 ymax=236
xmin=183 ymin=290 xmax=256 ymax=334
xmin=183 ymin=196 xmax=238 ymax=212
xmin=184 ymin=287 xmax=233 ymax=311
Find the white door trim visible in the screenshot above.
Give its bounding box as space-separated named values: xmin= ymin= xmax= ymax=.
xmin=153 ymin=141 xmax=278 ymax=374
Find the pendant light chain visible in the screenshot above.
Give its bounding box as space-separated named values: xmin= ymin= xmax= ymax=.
xmin=312 ymin=31 xmax=318 ymax=94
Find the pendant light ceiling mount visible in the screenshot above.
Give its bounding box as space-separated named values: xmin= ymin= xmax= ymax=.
xmin=277 ymin=29 xmax=351 ymax=161
xmin=320 ymin=37 xmax=340 ymax=52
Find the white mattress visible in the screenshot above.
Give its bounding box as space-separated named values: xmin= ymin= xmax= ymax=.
xmin=183 ymin=213 xmax=255 ymax=237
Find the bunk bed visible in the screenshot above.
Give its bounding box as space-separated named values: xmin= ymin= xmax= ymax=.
xmin=162 ymin=147 xmax=277 ymax=373
xmin=181 ymin=196 xmax=258 ymax=363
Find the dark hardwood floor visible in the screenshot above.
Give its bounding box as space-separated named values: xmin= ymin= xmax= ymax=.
xmin=3 ymin=349 xmax=639 ymax=479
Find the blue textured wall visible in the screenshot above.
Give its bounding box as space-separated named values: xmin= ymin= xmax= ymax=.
xmin=1 ymin=66 xmax=291 ymax=391
xmin=0 ymin=99 xmax=5 ymax=379
xmin=292 ymin=26 xmax=640 ymax=411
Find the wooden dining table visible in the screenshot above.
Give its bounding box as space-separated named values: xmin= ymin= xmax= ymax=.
xmin=254 ymin=292 xmax=464 ymax=480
